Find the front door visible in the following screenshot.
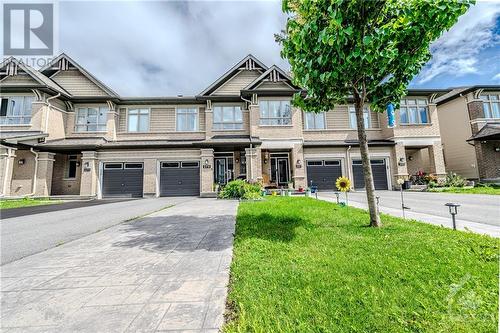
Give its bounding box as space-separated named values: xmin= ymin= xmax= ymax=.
xmin=214 ymin=157 xmax=234 ymax=185
xmin=271 ymin=156 xmax=289 ymax=186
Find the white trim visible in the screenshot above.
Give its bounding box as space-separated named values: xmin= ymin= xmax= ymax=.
xmin=175 ymin=106 xmax=199 ymax=132
xmin=125 ymin=107 xmax=151 ymax=133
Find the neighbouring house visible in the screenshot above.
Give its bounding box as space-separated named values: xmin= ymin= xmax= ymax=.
xmin=435 ymin=86 xmax=500 ymax=183
xmin=1 ymin=54 xmax=449 ymax=198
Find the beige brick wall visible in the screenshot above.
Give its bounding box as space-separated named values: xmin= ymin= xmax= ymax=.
xmin=0 ymin=147 xmax=16 ymax=196
xmin=34 ymin=152 xmax=55 ymax=197
xmin=11 ymin=150 xmax=36 ymax=196
xmin=51 ymin=153 xmax=82 ymax=195
xmin=143 ymin=158 xmax=157 ymax=197
xmin=200 ymin=149 xmax=214 ymax=195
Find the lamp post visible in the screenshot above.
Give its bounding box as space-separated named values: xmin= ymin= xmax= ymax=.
xmin=396 ymin=178 xmax=410 ymax=219
xmin=445 ymin=203 xmax=461 ymax=230
xmin=334 ymin=191 xmax=340 ymax=204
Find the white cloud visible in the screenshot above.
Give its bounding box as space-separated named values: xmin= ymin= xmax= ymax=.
xmin=417 ymin=1 xmax=500 ymax=83
xmin=58 ymin=1 xmax=287 ymax=96
xmin=493 ymin=72 xmax=500 ymax=81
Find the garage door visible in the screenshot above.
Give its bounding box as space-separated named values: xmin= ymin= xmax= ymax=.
xmin=102 ymin=162 xmax=144 ymax=198
xmin=306 ymin=160 xmax=342 ymax=191
xmin=160 ymin=161 xmax=200 ymax=196
xmin=352 ymin=159 xmax=388 ymax=190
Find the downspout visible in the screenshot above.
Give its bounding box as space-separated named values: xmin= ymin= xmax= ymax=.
xmin=242 ymin=95 xmax=254 ymax=182
xmin=45 ymin=93 xmax=61 ymax=134
xmin=26 ymin=148 xmax=39 ymax=197
xmin=346 ymin=145 xmax=352 ymax=189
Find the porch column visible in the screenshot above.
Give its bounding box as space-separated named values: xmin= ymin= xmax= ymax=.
xmin=143 ymin=158 xmax=158 ymax=197
xmin=200 ymin=149 xmax=215 ymax=197
xmin=394 ymin=142 xmax=409 ymax=184
xmin=80 ymin=151 xmax=99 ymax=197
xmin=245 ymin=147 xmax=262 ymax=183
xmin=0 ymin=147 xmax=16 ymax=196
xmin=428 ymin=141 xmax=446 ymax=182
xmin=106 ymin=105 xmax=118 ymax=141
xmin=291 ymin=143 xmax=306 ymax=189
xmin=34 ymin=152 xmax=55 ymax=196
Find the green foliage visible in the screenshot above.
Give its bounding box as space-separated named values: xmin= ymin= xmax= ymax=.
xmin=218 ymin=180 xmax=262 ymax=200
xmin=443 ymin=172 xmax=468 ymax=187
xmin=279 ymin=0 xmax=473 ymax=112
xmin=224 ymin=197 xmax=498 ymax=332
xmin=0 ymin=198 xmax=61 ymax=210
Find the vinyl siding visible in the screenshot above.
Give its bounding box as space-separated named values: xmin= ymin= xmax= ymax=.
xmin=212 ymin=70 xmax=262 ymax=95
xmin=0 ymin=74 xmax=40 ymax=86
xmin=255 ymin=81 xmax=293 ymax=90
xmin=150 ymin=108 xmax=174 ymax=132
xmin=51 ymin=69 xmax=108 ymax=96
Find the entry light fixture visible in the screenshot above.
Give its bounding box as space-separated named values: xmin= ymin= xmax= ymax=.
xmin=235 ymin=158 xmax=239 ymax=163
xmin=204 ymin=159 xmax=209 ymax=166
xmin=18 ymin=159 xmax=25 ymax=165
xmin=495 ymin=147 xmax=500 ymax=152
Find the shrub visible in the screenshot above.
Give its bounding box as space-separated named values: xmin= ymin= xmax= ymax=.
xmin=219 ymin=180 xmax=262 ymax=200
xmin=443 ymin=172 xmax=467 ymax=187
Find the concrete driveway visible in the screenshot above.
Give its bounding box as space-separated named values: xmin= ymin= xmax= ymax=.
xmin=318 ymin=191 xmax=499 ymax=237
xmin=1 ymin=198 xmax=238 ymax=332
xmin=1 ymin=197 xmax=189 ymax=264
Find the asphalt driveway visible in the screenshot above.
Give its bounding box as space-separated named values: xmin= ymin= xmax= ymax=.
xmin=1 ymin=197 xmax=191 ymax=264
xmin=319 ymin=191 xmax=499 ymax=236
xmin=1 ymin=198 xmax=237 ymax=332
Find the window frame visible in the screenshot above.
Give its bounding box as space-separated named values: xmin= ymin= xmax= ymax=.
xmin=304 ymin=111 xmax=326 ymax=130
xmin=259 ymin=99 xmax=292 ymax=126
xmin=176 ymin=107 xmax=199 ymax=132
xmin=398 ymin=98 xmax=430 ymax=125
xmin=0 ymin=95 xmax=34 ymax=125
xmin=348 ymin=106 xmax=371 ymax=129
xmin=75 ymin=106 xmax=109 ymax=132
xmin=212 ymin=105 xmax=244 ymax=130
xmin=127 ymin=108 xmax=150 ymax=132
xmin=481 ymin=94 xmax=500 ymax=119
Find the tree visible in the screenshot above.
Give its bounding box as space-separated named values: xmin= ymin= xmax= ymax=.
xmin=279 ymin=0 xmax=472 ymax=227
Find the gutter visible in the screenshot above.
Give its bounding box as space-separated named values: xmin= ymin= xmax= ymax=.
xmin=26 ymin=148 xmax=39 ymax=197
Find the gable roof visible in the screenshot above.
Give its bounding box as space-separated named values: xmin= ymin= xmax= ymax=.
xmin=243 ymin=65 xmax=301 ymax=91
xmin=467 ymin=122 xmax=500 ymax=141
xmin=0 ymin=57 xmax=70 ymax=96
xmin=435 ymin=85 xmax=500 ymax=105
xmin=40 ymin=53 xmax=119 ymax=97
xmin=198 ymin=54 xmax=267 ymax=96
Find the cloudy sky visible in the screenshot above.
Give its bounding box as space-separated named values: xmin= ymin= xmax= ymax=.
xmin=55 ymin=0 xmax=500 ymax=96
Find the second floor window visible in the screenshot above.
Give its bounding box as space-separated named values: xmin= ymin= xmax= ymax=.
xmin=0 ymin=96 xmax=34 ymax=125
xmin=304 ymin=112 xmax=326 ymax=130
xmin=127 ymin=108 xmax=150 ymax=132
xmin=75 ymin=107 xmax=108 ymax=132
xmin=399 ymin=99 xmax=429 ymax=124
xmin=349 ymin=106 xmax=371 ymax=129
xmin=213 ymin=106 xmax=243 ymax=130
xmin=259 ymin=100 xmax=291 ymax=125
xmin=176 ymin=107 xmax=199 ymax=131
xmin=481 ymin=94 xmax=500 ymax=118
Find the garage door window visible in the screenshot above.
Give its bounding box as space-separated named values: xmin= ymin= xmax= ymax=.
xmin=104 ymin=163 xmax=123 ymax=169
xmin=162 ymin=162 xmax=179 ymax=168
xmin=324 ymin=160 xmax=340 ymax=166
xmin=307 ymin=161 xmax=323 ymax=166
xmin=181 ymin=161 xmax=199 ymax=168
xmin=124 ymin=163 xmax=143 ymax=169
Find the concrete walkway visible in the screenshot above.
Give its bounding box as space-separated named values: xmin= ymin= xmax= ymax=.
xmin=1 ymin=197 xmax=187 ymax=264
xmin=1 ymin=198 xmax=238 ymax=332
xmin=318 ymin=191 xmax=499 ymax=237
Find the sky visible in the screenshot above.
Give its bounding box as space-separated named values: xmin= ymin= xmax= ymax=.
xmin=53 ymin=0 xmax=500 ymax=96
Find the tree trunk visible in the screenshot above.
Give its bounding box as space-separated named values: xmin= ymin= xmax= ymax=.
xmin=353 ymin=92 xmax=381 ymax=227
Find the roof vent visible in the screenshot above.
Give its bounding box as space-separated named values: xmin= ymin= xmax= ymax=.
xmin=177 ymin=94 xmax=183 ymax=97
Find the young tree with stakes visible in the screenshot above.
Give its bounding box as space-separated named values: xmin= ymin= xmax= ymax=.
xmin=279 ymin=0 xmax=473 ymax=227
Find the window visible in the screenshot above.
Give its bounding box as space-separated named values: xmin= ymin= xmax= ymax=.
xmin=104 ymin=163 xmax=123 ymax=169
xmin=181 ymin=161 xmax=199 ymax=168
xmin=176 ymin=107 xmax=198 ymax=131
xmin=348 ymin=106 xmax=371 ymax=129
xmin=399 ymin=98 xmax=429 ymax=124
xmin=259 ymin=100 xmax=292 ymax=125
xmin=75 ymin=107 xmax=108 ymax=132
xmin=304 ymin=112 xmax=326 ymax=129
xmin=481 ymin=94 xmax=500 ymax=118
xmin=0 ymin=96 xmax=34 ymax=125
xmin=307 ymin=160 xmax=323 ymax=166
xmin=124 ymin=163 xmax=143 ymax=169
xmin=127 ymin=108 xmax=150 ymax=132
xmin=66 ymin=155 xmax=78 ymax=179
xmin=161 ymin=162 xmax=179 ymax=168
xmin=324 ymin=160 xmax=340 ymax=166
xmin=213 ymin=106 xmax=243 ymax=130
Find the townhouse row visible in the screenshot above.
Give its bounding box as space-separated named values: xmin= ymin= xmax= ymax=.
xmin=0 ymin=54 xmax=498 ymax=198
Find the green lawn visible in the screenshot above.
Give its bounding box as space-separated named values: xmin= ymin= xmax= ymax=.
xmin=224 ymin=197 xmax=498 ymax=333
xmin=428 ymin=186 xmax=500 ymax=195
xmin=0 ymin=198 xmax=62 ymax=210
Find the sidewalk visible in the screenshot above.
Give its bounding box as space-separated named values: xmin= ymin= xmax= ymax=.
xmin=317 ymin=195 xmax=499 ymax=238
